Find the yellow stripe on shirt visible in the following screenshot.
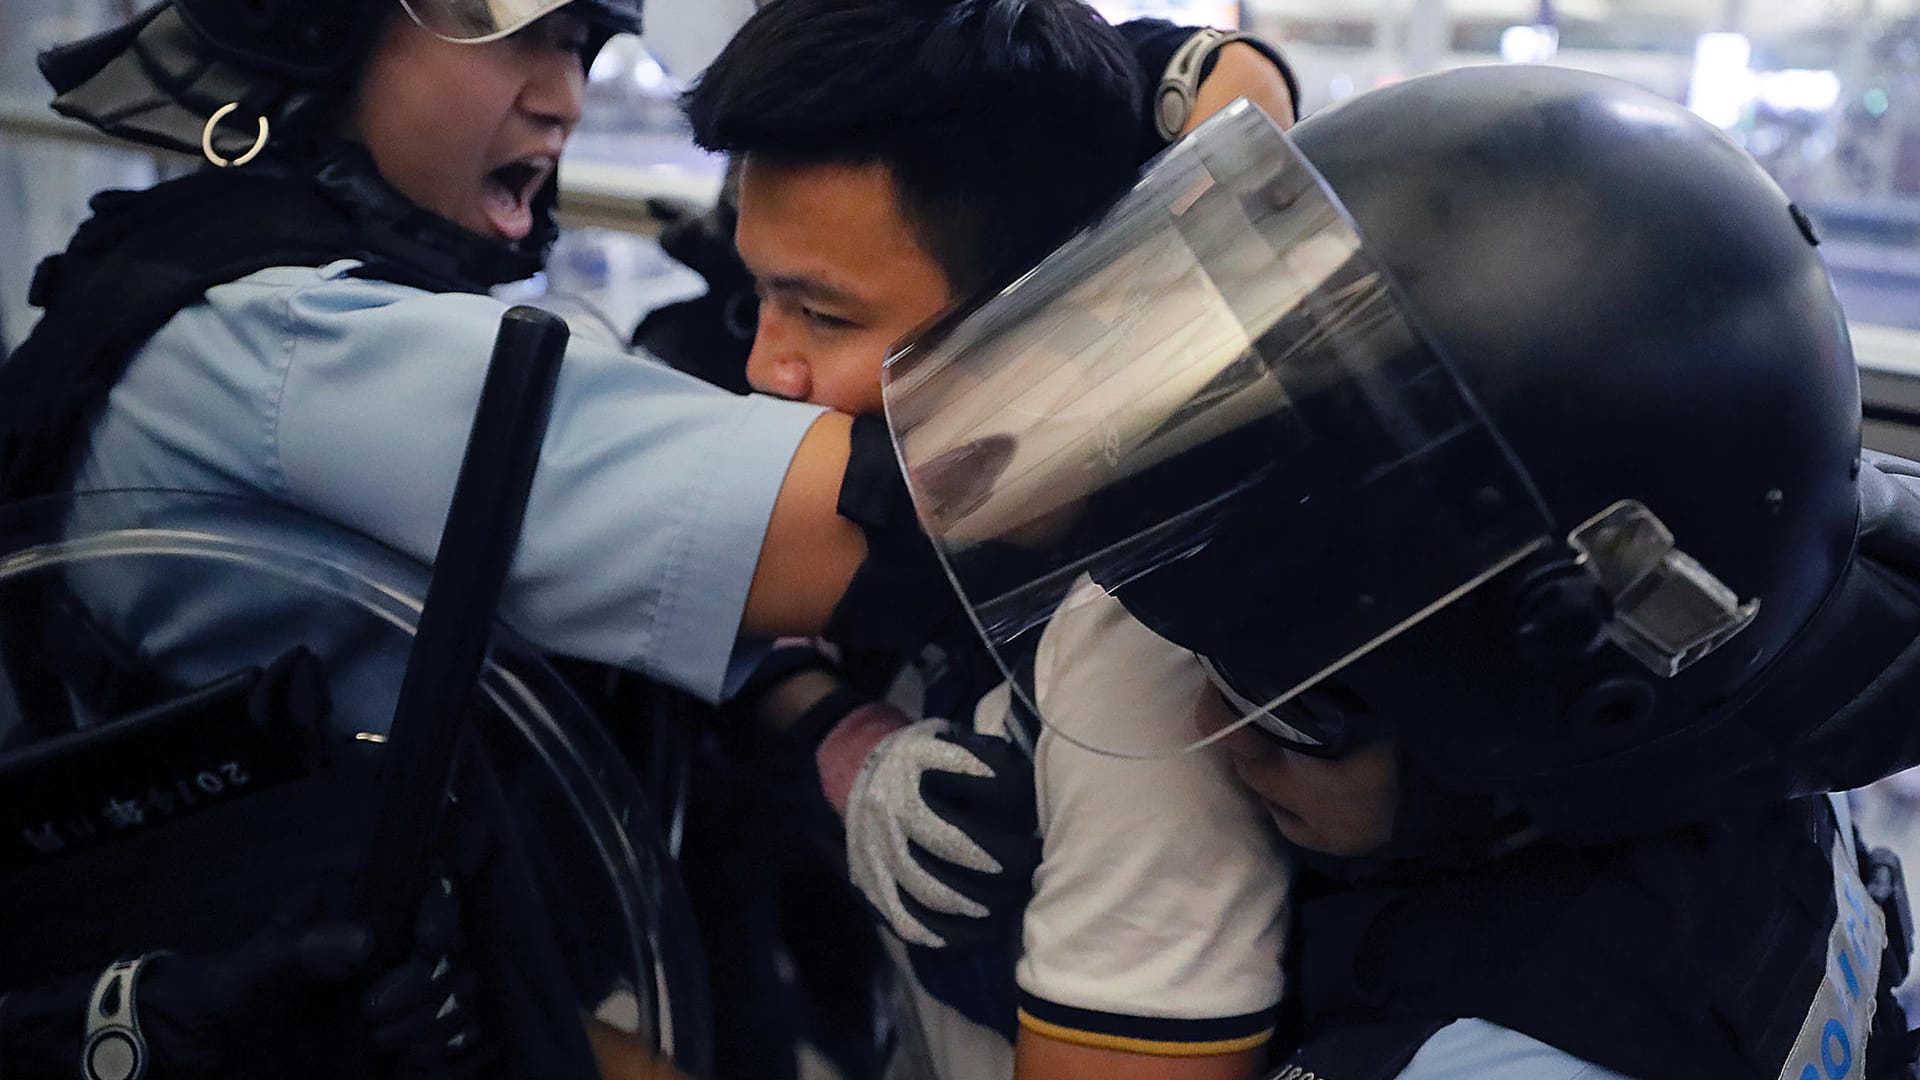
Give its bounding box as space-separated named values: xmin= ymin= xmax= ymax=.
xmin=1017 ymin=1007 xmax=1275 ymax=1057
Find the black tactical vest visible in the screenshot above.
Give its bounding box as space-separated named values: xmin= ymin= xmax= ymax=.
xmin=1272 ymin=795 xmax=1914 ymax=1080
xmin=0 ymin=151 xmax=542 ymax=736
xmin=0 ymin=148 xmax=540 ymax=505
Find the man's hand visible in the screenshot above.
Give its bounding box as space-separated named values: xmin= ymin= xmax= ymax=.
xmin=1195 ymin=687 xmax=1397 ymax=857
xmin=844 ymin=719 xmax=1038 ymax=948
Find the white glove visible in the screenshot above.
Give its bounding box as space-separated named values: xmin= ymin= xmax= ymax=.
xmin=844 ymin=718 xmax=1037 ymax=949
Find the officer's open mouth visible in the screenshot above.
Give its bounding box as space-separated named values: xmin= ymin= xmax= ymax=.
xmin=481 ymin=159 xmax=551 ymax=242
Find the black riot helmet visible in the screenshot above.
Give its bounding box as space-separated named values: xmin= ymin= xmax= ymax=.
xmin=882 ymin=66 xmax=1920 ymax=839
xmin=171 ymin=0 xmax=387 ymax=82
xmin=1252 ymin=65 xmax=1864 ymax=836
xmin=172 ymin=0 xmax=645 ymax=78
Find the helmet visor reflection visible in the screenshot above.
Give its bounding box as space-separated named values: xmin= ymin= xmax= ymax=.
xmin=1198 ymin=655 xmax=1384 ymax=759
xmin=1198 ymin=654 xmax=1335 ymax=754
xmin=881 ymin=100 xmax=1555 ymax=758
xmin=399 ymin=0 xmax=642 ymax=43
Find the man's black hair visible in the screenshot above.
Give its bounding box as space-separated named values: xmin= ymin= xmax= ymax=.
xmin=685 ymin=0 xmax=1143 ymax=296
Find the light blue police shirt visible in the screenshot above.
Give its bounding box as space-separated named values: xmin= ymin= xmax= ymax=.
xmin=1394 ymin=1019 xmax=1634 ymax=1080
xmin=69 ymin=260 xmax=827 ymax=706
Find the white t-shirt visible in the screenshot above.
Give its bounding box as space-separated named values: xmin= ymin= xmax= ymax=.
xmin=1015 ymin=587 xmax=1291 ymax=1054
xmin=896 ymin=587 xmax=1290 ymax=1076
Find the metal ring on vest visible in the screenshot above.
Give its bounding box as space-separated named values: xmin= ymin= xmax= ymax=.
xmin=201 ymin=102 xmax=270 ymax=168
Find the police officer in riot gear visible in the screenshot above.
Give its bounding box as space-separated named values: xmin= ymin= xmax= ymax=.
xmin=0 ymin=0 xmax=961 ymax=1073
xmin=2 ymin=0 xmax=947 ymax=682
xmin=883 ymin=66 xmax=1920 ymax=1078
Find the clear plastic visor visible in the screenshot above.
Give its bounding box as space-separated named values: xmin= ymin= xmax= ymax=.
xmin=399 ymin=0 xmax=640 ymax=42
xmin=882 ymin=100 xmax=1555 ymax=758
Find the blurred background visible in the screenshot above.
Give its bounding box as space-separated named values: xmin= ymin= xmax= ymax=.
xmin=5 ymin=0 xmax=1919 ymax=357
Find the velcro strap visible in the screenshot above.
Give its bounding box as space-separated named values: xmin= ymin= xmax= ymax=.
xmin=26 ymin=254 xmax=62 ymax=310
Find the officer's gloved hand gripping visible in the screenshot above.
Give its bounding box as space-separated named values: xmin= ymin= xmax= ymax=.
xmin=0 ymin=875 xmax=487 ymax=1079
xmin=838 ymin=719 xmax=1038 ymax=949
xmin=731 ymin=639 xmax=1038 ymax=951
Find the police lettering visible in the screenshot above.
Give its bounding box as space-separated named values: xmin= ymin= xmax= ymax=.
xmin=101 ymin=797 xmax=146 ymax=828
xmin=1777 ymin=832 xmax=1884 ymax=1080
xmin=8 ymin=759 xmax=257 ymax=860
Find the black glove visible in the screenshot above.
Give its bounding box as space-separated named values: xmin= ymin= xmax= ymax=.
xmin=136 ymin=875 xmax=490 ymax=1078
xmin=128 ymin=901 xmax=374 ymax=1077
xmin=362 ymin=867 xmax=492 ymax=1078
xmin=0 ymin=879 xmax=493 ymax=1079
xmin=0 ymin=906 xmax=367 ymax=1079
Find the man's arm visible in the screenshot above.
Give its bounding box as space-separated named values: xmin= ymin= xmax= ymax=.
xmin=745 ymin=411 xmax=956 ymax=651
xmin=1016 ymin=1028 xmax=1267 ymax=1080
xmin=1184 ymin=42 xmax=1297 ymax=133
xmin=741 ymin=411 xmax=865 ymax=637
xmin=1120 ymin=20 xmax=1300 ymax=156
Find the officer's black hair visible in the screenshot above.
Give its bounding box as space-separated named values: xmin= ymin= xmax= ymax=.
xmin=684 ymin=0 xmax=1142 ymax=297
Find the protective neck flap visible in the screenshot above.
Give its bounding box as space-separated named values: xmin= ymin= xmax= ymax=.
xmin=39 ymin=5 xmax=329 ymax=164
xmin=1777 ymin=450 xmax=1920 ymax=784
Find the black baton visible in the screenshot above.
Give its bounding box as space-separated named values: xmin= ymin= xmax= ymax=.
xmin=353 ymin=305 xmax=569 ymax=940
